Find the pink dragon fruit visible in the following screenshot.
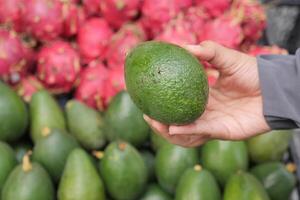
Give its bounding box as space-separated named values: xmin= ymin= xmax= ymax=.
xmin=175 ymin=0 xmax=194 ymax=9
xmin=82 ymin=0 xmax=101 ymax=17
xmin=0 ymin=0 xmax=24 ymax=32
xmin=77 ymin=18 xmax=113 ymax=64
xmin=105 ymin=23 xmax=146 ymax=68
xmin=247 ymin=45 xmax=288 ymax=56
xmin=0 ymin=29 xmax=33 ymax=85
xmin=199 ymin=15 xmax=244 ymax=49
xmin=37 ymin=40 xmax=81 ymax=94
xmin=100 ymin=0 xmax=142 ymax=29
xmin=21 ymin=0 xmax=64 ymax=41
xmin=195 ymin=0 xmax=231 ymax=18
xmin=16 ymin=75 xmax=44 ymax=102
xmin=75 ymin=61 xmax=109 ymax=111
xmin=184 ymin=6 xmax=210 ymax=35
xmin=62 ymin=3 xmax=86 ymax=37
xmin=230 ymin=0 xmax=266 ymax=43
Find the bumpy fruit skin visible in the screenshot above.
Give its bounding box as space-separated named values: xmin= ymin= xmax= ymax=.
xmin=125 ymin=41 xmax=208 ymax=125
xmin=82 ymin=0 xmax=101 ymax=17
xmin=100 ymin=0 xmax=142 ymax=29
xmin=75 ymin=61 xmax=109 ymax=111
xmin=0 ymin=30 xmax=33 ymax=85
xmin=199 ymin=16 xmax=244 ymax=49
xmin=0 ymin=0 xmax=24 ymax=31
xmin=77 ymin=18 xmax=113 ymax=63
xmin=16 ymin=76 xmax=44 ymax=102
xmin=195 ymin=0 xmax=230 ymax=18
xmin=62 ymin=3 xmax=86 ymax=37
xmin=37 ymin=41 xmax=81 ymax=94
xmin=140 ymin=184 xmax=172 ymax=200
xmin=247 ymin=45 xmax=288 ymax=56
xmin=21 ymin=0 xmax=64 ymax=41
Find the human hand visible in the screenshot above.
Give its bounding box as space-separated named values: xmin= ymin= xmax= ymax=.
xmin=144 ymin=40 xmax=271 ymax=147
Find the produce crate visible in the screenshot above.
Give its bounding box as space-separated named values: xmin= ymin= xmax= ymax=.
xmin=290 ymin=131 xmax=300 ymax=200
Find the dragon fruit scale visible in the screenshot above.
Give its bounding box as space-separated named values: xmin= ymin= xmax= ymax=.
xmin=195 ymin=0 xmax=231 ymax=18
xmin=0 ymin=0 xmax=24 ymax=32
xmin=16 ymin=75 xmax=44 ymax=102
xmin=82 ymin=0 xmax=101 ymax=17
xmin=37 ymin=41 xmax=81 ymax=94
xmin=62 ymin=3 xmax=86 ymax=37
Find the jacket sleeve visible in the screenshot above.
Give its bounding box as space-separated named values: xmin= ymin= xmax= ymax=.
xmin=257 ymin=48 xmax=300 ymax=129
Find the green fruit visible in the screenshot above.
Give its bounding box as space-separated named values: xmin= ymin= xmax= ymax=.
xmin=247 ymin=130 xmax=291 ymax=163
xmin=0 ymin=142 xmax=17 ymax=196
xmin=175 ymin=165 xmax=221 ymax=200
xmin=140 ymin=184 xmax=172 ymax=200
xmin=32 ymin=128 xmax=79 ymax=182
xmin=223 ymin=171 xmax=270 ymax=200
xmin=58 ymin=148 xmax=105 ymax=200
xmin=250 ymin=162 xmax=296 ymax=200
xmin=150 ymin=130 xmax=169 ymax=151
xmin=155 ymin=143 xmax=199 ymax=194
xmin=66 ymin=100 xmax=106 ymax=150
xmin=104 ymin=91 xmax=150 ymax=147
xmin=125 ymin=41 xmax=208 ymax=125
xmin=13 ymin=141 xmax=32 ymax=163
xmin=30 ymin=90 xmax=66 ymax=142
xmin=201 ymin=140 xmax=248 ymax=186
xmin=0 ymin=81 xmax=28 ymax=141
xmin=2 ymin=154 xmax=55 ymax=200
xmin=141 ymin=150 xmax=155 ymax=181
xmin=100 ymin=141 xmax=147 ymax=200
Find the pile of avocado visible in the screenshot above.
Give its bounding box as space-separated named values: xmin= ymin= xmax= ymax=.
xmin=0 ymin=81 xmax=297 ymax=200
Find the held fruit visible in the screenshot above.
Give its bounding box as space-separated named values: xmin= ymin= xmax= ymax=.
xmin=140 ymin=184 xmax=172 ymax=200
xmin=125 ymin=41 xmax=208 ymax=125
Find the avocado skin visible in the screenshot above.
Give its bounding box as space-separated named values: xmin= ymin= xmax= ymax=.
xmin=125 ymin=41 xmax=208 ymax=125
xmin=140 ymin=184 xmax=172 ymax=200
xmin=0 ymin=81 xmax=28 ymax=142
xmin=150 ymin=130 xmax=169 ymax=152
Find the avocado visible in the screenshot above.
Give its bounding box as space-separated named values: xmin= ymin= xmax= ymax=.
xmin=0 ymin=142 xmax=17 ymax=196
xmin=125 ymin=41 xmax=208 ymax=125
xmin=247 ymin=130 xmax=292 ymax=164
xmin=201 ymin=140 xmax=248 ymax=186
xmin=58 ymin=148 xmax=105 ymax=200
xmin=32 ymin=128 xmax=79 ymax=182
xmin=155 ymin=143 xmax=199 ymax=194
xmin=150 ymin=130 xmax=169 ymax=152
xmin=140 ymin=184 xmax=172 ymax=200
xmin=100 ymin=141 xmax=147 ymax=200
xmin=13 ymin=141 xmax=32 ymax=163
xmin=175 ymin=165 xmax=221 ymax=200
xmin=66 ymin=100 xmax=106 ymax=150
xmin=0 ymin=81 xmax=28 ymax=141
xmin=30 ymin=90 xmax=66 ymax=142
xmin=223 ymin=171 xmax=270 ymax=200
xmin=141 ymin=150 xmax=155 ymax=181
xmin=250 ymin=162 xmax=296 ymax=200
xmin=2 ymin=153 xmax=55 ymax=200
xmin=104 ymin=91 xmax=150 ymax=147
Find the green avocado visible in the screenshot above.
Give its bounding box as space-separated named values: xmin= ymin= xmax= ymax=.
xmin=2 ymin=154 xmax=55 ymax=200
xmin=125 ymin=41 xmax=208 ymax=125
xmin=140 ymin=184 xmax=172 ymax=200
xmin=175 ymin=165 xmax=221 ymax=200
xmin=141 ymin=150 xmax=155 ymax=181
xmin=155 ymin=143 xmax=199 ymax=194
xmin=32 ymin=128 xmax=79 ymax=182
xmin=247 ymin=130 xmax=292 ymax=164
xmin=100 ymin=141 xmax=147 ymax=200
xmin=13 ymin=141 xmax=32 ymax=163
xmin=250 ymin=162 xmax=296 ymax=200
xmin=223 ymin=171 xmax=270 ymax=200
xmin=0 ymin=142 xmax=17 ymax=196
xmin=104 ymin=91 xmax=150 ymax=147
xmin=150 ymin=130 xmax=169 ymax=152
xmin=58 ymin=148 xmax=105 ymax=200
xmin=30 ymin=90 xmax=66 ymax=142
xmin=66 ymin=100 xmax=106 ymax=150
xmin=201 ymin=140 xmax=248 ymax=186
xmin=0 ymin=81 xmax=28 ymax=142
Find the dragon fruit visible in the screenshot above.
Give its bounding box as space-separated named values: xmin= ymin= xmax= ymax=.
xmin=0 ymin=0 xmax=24 ymax=32
xmin=247 ymin=45 xmax=288 ymax=56
xmin=105 ymin=23 xmax=146 ymax=68
xmin=77 ymin=18 xmax=113 ymax=63
xmin=100 ymin=0 xmax=142 ymax=29
xmin=75 ymin=61 xmax=109 ymax=111
xmin=0 ymin=29 xmax=33 ymax=85
xmin=82 ymin=0 xmax=101 ymax=17
xmin=184 ymin=6 xmax=210 ymax=35
xmin=21 ymin=0 xmax=64 ymax=41
xmin=16 ymin=76 xmax=44 ymax=102
xmin=62 ymin=3 xmax=86 ymax=37
xmin=199 ymin=15 xmax=244 ymax=49
xmin=195 ymin=0 xmax=231 ymax=18
xmin=37 ymin=41 xmax=81 ymax=94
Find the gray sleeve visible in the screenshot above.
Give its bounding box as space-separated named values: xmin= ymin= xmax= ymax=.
xmin=257 ymin=49 xmax=300 ymax=129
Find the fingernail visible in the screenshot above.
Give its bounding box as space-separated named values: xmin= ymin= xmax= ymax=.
xmin=143 ymin=114 xmax=150 ymax=122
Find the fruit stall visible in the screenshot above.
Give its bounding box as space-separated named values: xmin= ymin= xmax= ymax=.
xmin=0 ymin=0 xmax=300 ymax=199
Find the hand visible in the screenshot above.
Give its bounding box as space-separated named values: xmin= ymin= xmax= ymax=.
xmin=144 ymin=41 xmax=271 ymax=147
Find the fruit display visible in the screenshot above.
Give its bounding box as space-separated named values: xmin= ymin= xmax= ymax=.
xmin=0 ymin=0 xmax=298 ymax=199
